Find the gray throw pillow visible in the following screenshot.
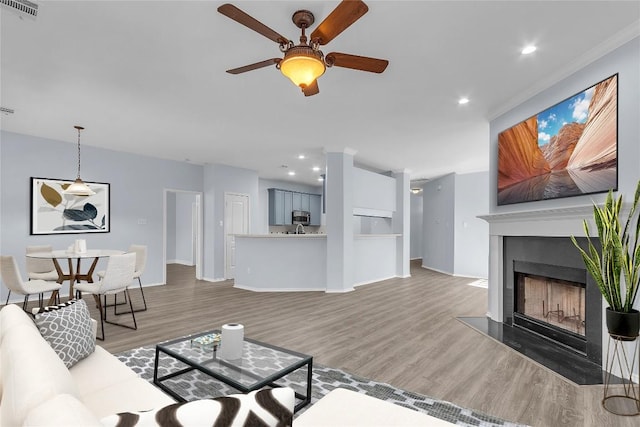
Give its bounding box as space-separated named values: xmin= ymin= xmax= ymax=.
xmin=34 ymin=299 xmax=96 ymax=368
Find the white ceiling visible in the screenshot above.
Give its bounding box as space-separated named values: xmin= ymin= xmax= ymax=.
xmin=2 ymin=1 xmax=639 ymax=186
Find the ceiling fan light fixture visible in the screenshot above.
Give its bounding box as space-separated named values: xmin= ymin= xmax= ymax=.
xmin=280 ymin=46 xmax=325 ymax=88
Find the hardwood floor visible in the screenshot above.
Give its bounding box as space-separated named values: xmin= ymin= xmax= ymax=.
xmin=19 ymin=260 xmax=636 ymax=426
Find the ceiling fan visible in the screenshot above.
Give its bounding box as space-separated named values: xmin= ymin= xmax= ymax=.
xmin=217 ymin=0 xmax=389 ymax=96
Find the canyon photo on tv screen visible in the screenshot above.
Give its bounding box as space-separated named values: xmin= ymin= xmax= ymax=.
xmin=497 ymin=74 xmax=618 ymax=206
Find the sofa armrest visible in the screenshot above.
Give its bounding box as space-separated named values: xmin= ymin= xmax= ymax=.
xmin=293 ymin=388 xmax=456 ymax=426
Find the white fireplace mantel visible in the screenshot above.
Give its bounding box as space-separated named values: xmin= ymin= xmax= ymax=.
xmin=478 ymin=205 xmax=597 ymax=238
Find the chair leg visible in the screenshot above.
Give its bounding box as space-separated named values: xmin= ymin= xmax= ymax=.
xmin=93 ymin=294 xmax=105 ymax=341
xmin=138 ymin=277 xmax=148 ymax=311
xmin=127 ymin=289 xmax=138 ymax=330
xmin=5 ymin=290 xmax=11 ymax=306
xmin=114 ymin=278 xmax=147 ymax=314
xmin=22 ymin=295 xmax=29 ymax=311
xmin=104 ymin=290 xmax=138 ymax=331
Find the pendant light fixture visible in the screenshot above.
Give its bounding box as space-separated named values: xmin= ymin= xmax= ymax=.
xmin=63 ymin=125 xmax=95 ymax=196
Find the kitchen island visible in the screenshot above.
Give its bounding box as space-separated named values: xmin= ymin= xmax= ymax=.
xmin=234 ymin=233 xmax=402 ymax=292
xmin=234 ymin=234 xmax=327 ymax=292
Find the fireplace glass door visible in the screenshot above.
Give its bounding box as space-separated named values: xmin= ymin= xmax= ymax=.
xmin=516 ymin=273 xmax=586 ymax=336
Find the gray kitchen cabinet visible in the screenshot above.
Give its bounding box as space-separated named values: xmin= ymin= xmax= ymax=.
xmin=268 ymin=189 xmax=286 ymax=225
xmin=300 ymin=193 xmax=310 ymax=212
xmin=292 ymin=192 xmax=301 ymax=211
xmin=269 ymin=188 xmax=322 ymax=226
xmin=309 ymin=194 xmax=321 ymax=226
xmin=284 ymin=190 xmax=293 ymax=225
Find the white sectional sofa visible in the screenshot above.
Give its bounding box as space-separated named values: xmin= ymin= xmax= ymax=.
xmin=0 ymin=303 xmax=453 ymax=426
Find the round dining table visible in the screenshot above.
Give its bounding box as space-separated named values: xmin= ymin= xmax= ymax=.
xmin=27 ymin=249 xmax=125 ymax=301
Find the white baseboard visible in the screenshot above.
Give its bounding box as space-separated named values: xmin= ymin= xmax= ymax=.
xmin=167 ymin=259 xmax=194 ymax=266
xmin=201 ymin=277 xmax=226 ymax=283
xmin=353 ymin=275 xmax=397 ymax=287
xmin=421 ymin=265 xmax=454 ymax=276
xmin=233 ymin=284 xmax=325 ymax=292
xmin=325 ymin=287 xmax=355 ymax=293
xmin=141 ymin=282 xmax=165 ymax=288
xmin=453 ymin=273 xmax=487 ymax=279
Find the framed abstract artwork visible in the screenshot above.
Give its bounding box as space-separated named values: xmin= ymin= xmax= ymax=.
xmin=31 ymin=177 xmax=110 ymax=234
xmin=497 ymin=74 xmax=618 ymax=205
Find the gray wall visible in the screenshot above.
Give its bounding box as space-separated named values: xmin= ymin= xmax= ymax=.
xmin=174 ymin=193 xmax=196 ymax=265
xmin=203 ymin=164 xmax=259 ymax=281
xmin=454 ymin=171 xmax=489 ymax=278
xmin=490 ymin=37 xmax=640 ymax=212
xmin=422 ymin=173 xmax=455 ymax=274
xmin=0 ymin=131 xmax=203 ymax=301
xmin=421 ymin=172 xmax=489 ymax=278
xmin=166 ymin=192 xmax=177 ymax=262
xmin=410 ymin=192 xmax=423 ymax=259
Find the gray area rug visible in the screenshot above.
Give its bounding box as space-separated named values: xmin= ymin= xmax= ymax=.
xmin=116 ymin=344 xmax=526 ymax=427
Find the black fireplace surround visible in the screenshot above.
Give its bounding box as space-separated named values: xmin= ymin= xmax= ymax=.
xmin=503 ymin=236 xmax=602 ymax=365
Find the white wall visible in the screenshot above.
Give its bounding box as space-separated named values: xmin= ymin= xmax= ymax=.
xmin=0 ymin=131 xmax=203 ymax=300
xmin=410 ymin=192 xmax=423 ymax=259
xmin=174 ymin=193 xmax=196 ymax=265
xmin=203 ymin=164 xmax=259 ymax=281
xmin=421 ymin=172 xmax=489 ymax=277
xmin=166 ymin=192 xmax=176 ymax=262
xmin=454 ymin=172 xmax=489 ymax=278
xmin=422 ymin=174 xmax=456 ymax=274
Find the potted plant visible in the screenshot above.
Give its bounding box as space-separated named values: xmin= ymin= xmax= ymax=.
xmin=571 ymin=180 xmax=640 ymax=341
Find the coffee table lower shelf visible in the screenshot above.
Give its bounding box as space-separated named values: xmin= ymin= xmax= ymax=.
xmin=153 ymin=338 xmax=313 ymax=413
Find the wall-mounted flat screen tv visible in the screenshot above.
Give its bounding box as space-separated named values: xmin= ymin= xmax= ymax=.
xmin=497 ymin=74 xmax=618 ymax=206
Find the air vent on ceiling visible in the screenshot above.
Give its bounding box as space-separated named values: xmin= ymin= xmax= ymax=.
xmin=1 ymin=0 xmax=38 ymax=19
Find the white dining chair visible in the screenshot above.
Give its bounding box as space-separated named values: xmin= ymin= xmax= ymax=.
xmin=1 ymin=255 xmax=62 ymax=311
xmin=75 ymin=252 xmax=137 ymax=340
xmin=99 ymin=244 xmax=148 ymax=313
xmin=26 ymin=245 xmax=59 ymax=281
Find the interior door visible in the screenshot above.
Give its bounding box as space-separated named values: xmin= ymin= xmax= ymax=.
xmin=224 ymin=193 xmax=249 ymax=279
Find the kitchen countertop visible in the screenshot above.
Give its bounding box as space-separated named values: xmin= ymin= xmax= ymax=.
xmin=235 ymin=234 xmax=327 ymax=238
xmin=235 ymin=234 xmax=401 ymax=238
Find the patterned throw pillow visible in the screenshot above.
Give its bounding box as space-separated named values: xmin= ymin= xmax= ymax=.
xmin=33 ymin=299 xmax=96 ymax=368
xmin=101 ymin=387 xmax=294 ymax=427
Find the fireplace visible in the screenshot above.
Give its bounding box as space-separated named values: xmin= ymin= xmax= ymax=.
xmin=513 ymin=261 xmax=588 ymax=354
xmin=503 ymin=236 xmax=602 ymax=365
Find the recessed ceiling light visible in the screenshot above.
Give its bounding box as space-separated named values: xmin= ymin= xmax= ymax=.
xmin=317 ymin=177 xmax=324 ymax=182
xmin=298 ymin=154 xmax=305 ymax=159
xmin=312 ymin=166 xmax=320 ymax=172
xmin=458 ymin=97 xmax=469 ymax=105
xmin=521 ymin=45 xmax=537 ymax=55
xmin=288 ymin=171 xmax=295 ymax=176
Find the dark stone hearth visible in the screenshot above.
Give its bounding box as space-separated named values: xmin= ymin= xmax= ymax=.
xmin=459 ymin=317 xmax=604 ymax=385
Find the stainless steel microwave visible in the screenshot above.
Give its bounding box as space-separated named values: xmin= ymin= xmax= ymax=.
xmin=292 ymin=210 xmax=310 ymax=225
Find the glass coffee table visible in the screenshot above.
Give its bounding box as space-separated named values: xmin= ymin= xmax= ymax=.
xmin=153 ymin=330 xmax=313 ymax=412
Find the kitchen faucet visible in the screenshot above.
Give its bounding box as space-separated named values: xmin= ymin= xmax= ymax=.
xmin=295 ymin=223 xmax=305 ymax=234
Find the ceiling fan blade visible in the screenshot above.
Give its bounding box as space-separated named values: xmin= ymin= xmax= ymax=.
xmin=218 ymin=4 xmax=289 ymax=44
xmin=326 ymin=52 xmax=388 ymax=73
xmin=310 ymin=0 xmax=368 ymax=45
xmin=226 ymin=58 xmax=281 ymax=74
xmin=303 ymin=80 xmax=319 ymax=97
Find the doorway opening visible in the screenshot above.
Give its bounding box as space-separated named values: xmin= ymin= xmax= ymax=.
xmin=163 ymin=189 xmax=203 ymax=284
